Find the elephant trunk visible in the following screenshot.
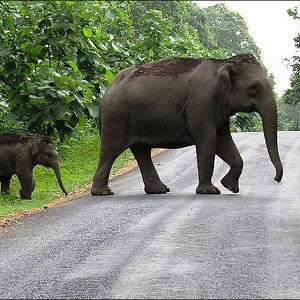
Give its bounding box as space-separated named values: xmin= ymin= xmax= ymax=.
xmin=257 ymin=100 xmax=283 ymax=182
xmin=53 ymin=164 xmax=68 ymax=196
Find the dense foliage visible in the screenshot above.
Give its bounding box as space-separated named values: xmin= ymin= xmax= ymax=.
xmin=202 ymin=4 xmax=261 ymax=59
xmin=282 ymin=6 xmax=300 ymax=106
xmin=129 ymin=1 xmax=216 ymax=49
xmin=276 ymin=5 xmax=300 ymax=129
xmin=0 ymin=1 xmax=136 ymax=140
xmin=0 ymin=0 xmax=285 ymax=140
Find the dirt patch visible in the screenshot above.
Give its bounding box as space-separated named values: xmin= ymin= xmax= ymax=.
xmin=0 ymin=148 xmax=166 ymax=228
xmin=130 ymin=55 xmax=258 ymax=81
xmin=231 ymin=54 xmax=259 ymax=66
xmin=0 ymin=132 xmax=52 ymax=146
xmin=132 ymin=57 xmax=202 ymax=78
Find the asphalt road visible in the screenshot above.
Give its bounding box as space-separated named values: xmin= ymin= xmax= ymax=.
xmin=0 ymin=131 xmax=299 ymax=299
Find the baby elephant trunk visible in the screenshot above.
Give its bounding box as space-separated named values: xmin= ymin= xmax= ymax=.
xmin=53 ymin=164 xmax=68 ymax=196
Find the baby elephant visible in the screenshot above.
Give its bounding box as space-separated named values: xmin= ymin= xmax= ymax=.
xmin=0 ymin=132 xmax=68 ymax=199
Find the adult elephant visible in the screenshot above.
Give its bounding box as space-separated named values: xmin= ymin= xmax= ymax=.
xmin=91 ymin=54 xmax=283 ymax=196
xmin=0 ymin=132 xmax=68 ymax=199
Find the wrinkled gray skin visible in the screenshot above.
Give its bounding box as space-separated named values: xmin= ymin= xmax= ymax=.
xmin=0 ymin=132 xmax=68 ymax=199
xmin=91 ymin=54 xmax=283 ymax=196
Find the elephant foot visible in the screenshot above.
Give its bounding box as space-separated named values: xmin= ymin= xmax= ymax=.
xmin=221 ymin=177 xmax=239 ymax=193
xmin=1 ymin=190 xmax=11 ymax=196
xmin=145 ymin=183 xmax=170 ymax=194
xmin=91 ymin=185 xmax=114 ymax=196
xmin=20 ymin=190 xmax=32 ymax=200
xmin=196 ymin=184 xmax=220 ymax=194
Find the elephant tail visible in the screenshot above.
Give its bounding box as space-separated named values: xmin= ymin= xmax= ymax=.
xmin=98 ymin=104 xmax=102 ymax=134
xmin=98 ymin=115 xmax=101 ymax=132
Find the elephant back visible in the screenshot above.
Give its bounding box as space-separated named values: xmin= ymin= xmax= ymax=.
xmin=0 ymin=132 xmax=52 ymax=146
xmin=0 ymin=132 xmax=30 ymax=145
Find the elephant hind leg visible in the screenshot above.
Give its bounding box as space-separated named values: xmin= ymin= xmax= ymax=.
xmin=91 ymin=154 xmax=117 ymax=196
xmin=0 ymin=175 xmax=12 ymax=195
xmin=91 ymin=142 xmax=130 ymax=196
xmin=92 ymin=119 xmax=134 ymax=196
xmin=130 ymin=144 xmax=170 ymax=194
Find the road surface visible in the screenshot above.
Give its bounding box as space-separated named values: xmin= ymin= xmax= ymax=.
xmin=0 ymin=132 xmax=299 ymax=299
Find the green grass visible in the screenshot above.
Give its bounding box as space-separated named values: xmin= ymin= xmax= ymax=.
xmin=0 ymin=129 xmax=135 ymax=219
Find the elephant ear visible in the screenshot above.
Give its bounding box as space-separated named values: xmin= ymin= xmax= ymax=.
xmin=29 ymin=138 xmax=41 ymax=156
xmin=216 ymin=60 xmax=237 ymax=102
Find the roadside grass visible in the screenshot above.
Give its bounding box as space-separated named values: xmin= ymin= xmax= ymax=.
xmin=0 ymin=129 xmax=135 ymax=219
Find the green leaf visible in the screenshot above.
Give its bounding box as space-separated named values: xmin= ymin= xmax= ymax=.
xmin=105 ymin=10 xmax=115 ymax=19
xmin=95 ymin=25 xmax=102 ymax=37
xmin=104 ymin=69 xmax=115 ymax=84
xmin=73 ymin=94 xmax=85 ymax=108
xmin=115 ymin=7 xmax=125 ymax=20
xmin=84 ymin=88 xmax=93 ymax=101
xmin=98 ymin=43 xmax=108 ymax=51
xmin=29 ymin=95 xmax=45 ymax=105
xmin=30 ymin=44 xmax=43 ymax=57
xmin=69 ymin=62 xmax=79 ymax=73
xmin=88 ymin=53 xmax=101 ymax=66
xmin=37 ymin=85 xmax=53 ymax=91
xmin=0 ymin=48 xmax=10 ymax=56
xmin=57 ymin=90 xmax=70 ymax=98
xmin=111 ymin=42 xmax=121 ymax=52
xmin=87 ymin=103 xmax=99 ymax=118
xmin=54 ymin=102 xmax=70 ymax=119
xmin=48 ymin=37 xmax=59 ymax=48
xmin=87 ymin=39 xmax=96 ymax=48
xmin=2 ymin=112 xmax=17 ymax=121
xmin=6 ymin=16 xmax=15 ymax=31
xmin=4 ymin=61 xmax=16 ymax=73
xmin=20 ymin=42 xmax=32 ymax=52
xmin=83 ymin=27 xmax=93 ymax=38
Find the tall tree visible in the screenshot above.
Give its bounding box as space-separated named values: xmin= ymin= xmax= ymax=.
xmin=128 ymin=1 xmax=216 ymax=49
xmin=0 ymin=1 xmax=135 ymax=140
xmin=202 ymin=3 xmax=261 ymax=59
xmin=282 ymin=6 xmax=300 ymax=106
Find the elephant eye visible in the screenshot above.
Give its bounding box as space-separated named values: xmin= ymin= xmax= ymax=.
xmin=45 ymin=151 xmax=52 ymax=157
xmin=248 ymin=83 xmax=260 ymax=97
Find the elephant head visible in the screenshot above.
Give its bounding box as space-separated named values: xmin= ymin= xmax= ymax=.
xmin=216 ymin=54 xmax=283 ymax=183
xmin=29 ymin=137 xmax=68 ymax=196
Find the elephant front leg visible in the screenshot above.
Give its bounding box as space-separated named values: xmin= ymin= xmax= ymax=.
xmin=17 ymin=172 xmax=34 ymax=199
xmin=195 ymin=134 xmax=220 ymax=195
xmin=130 ymin=144 xmax=170 ymax=194
xmin=216 ymin=125 xmax=243 ymax=193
